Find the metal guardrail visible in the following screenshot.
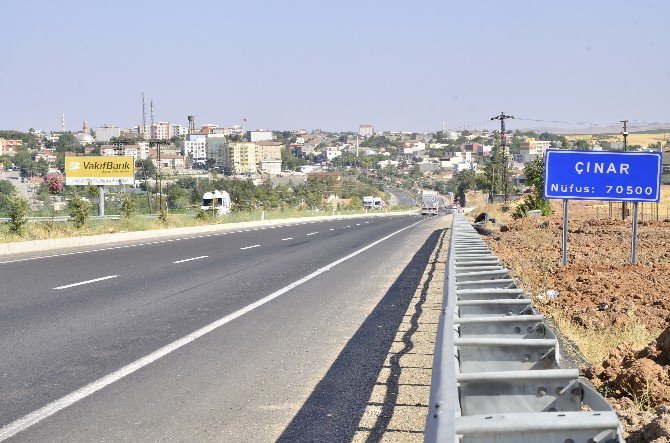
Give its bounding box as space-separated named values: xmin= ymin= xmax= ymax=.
xmin=425 ymin=214 xmax=623 ymax=443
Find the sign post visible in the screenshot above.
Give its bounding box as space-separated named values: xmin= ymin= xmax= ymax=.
xmin=562 ymin=199 xmax=568 ymax=266
xmin=544 ymin=150 xmax=662 ymax=265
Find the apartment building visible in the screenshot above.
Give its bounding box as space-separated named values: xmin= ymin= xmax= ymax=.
xmin=0 ymin=138 xmax=22 ymax=155
xmin=518 ymin=140 xmax=552 ymax=162
xmin=254 ymin=141 xmax=282 ymax=162
xmin=225 ymin=142 xmax=257 ymax=174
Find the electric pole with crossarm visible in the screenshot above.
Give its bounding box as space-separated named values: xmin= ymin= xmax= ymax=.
xmin=491 ymin=112 xmax=515 ymax=204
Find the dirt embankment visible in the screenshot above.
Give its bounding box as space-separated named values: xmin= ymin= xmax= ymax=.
xmin=475 ymin=199 xmax=670 ymax=441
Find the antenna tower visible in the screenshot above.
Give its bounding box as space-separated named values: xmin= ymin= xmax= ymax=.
xmin=141 ymin=92 xmax=146 ymax=136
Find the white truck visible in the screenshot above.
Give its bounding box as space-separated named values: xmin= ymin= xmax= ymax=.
xmin=201 ymin=190 xmax=231 ymax=215
xmin=363 ymin=195 xmax=384 ymax=210
xmin=421 ymin=190 xmax=440 ymax=216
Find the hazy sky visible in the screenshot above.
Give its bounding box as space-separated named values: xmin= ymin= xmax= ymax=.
xmin=1 ymin=0 xmax=669 ymax=133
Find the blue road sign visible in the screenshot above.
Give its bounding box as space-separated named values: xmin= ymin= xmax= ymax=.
xmin=544 ymin=150 xmax=662 ymax=202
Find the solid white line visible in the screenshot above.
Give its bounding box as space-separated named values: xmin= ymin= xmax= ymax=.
xmin=306 ymin=232 xmax=318 ymax=236
xmin=240 ymin=244 xmax=261 ymax=250
xmin=281 ymin=237 xmax=293 ymax=241
xmin=0 ymin=217 xmax=423 ymax=442
xmin=53 ymin=275 xmax=119 ymax=290
xmin=172 ymin=255 xmax=208 ymax=264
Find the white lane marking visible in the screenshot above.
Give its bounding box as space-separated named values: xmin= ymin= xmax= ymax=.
xmin=356 ymin=223 xmax=361 ymax=226
xmin=53 ymin=275 xmax=119 ymax=290
xmin=0 ymin=215 xmax=414 ymax=265
xmin=0 ymin=218 xmax=424 ymax=442
xmin=281 ymin=237 xmax=293 ymax=241
xmin=329 ymin=228 xmax=334 ymax=231
xmin=346 ymin=225 xmax=351 ymax=228
xmin=172 ymin=255 xmax=208 ymax=264
xmin=365 ymin=221 xmax=370 ymax=224
xmin=240 ymin=244 xmax=261 ymax=250
xmin=306 ymin=232 xmax=318 ymax=236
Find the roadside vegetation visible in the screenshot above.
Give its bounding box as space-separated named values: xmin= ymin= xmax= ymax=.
xmin=0 ymin=173 xmax=414 ymax=243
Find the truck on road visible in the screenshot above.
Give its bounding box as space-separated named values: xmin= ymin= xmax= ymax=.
xmin=421 ymin=190 xmax=440 ymax=216
xmin=363 ymin=196 xmax=385 ymax=210
xmin=201 ymin=190 xmax=231 ymax=215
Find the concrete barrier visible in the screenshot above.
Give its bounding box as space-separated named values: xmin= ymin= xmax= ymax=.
xmin=0 ymin=211 xmax=418 ymax=257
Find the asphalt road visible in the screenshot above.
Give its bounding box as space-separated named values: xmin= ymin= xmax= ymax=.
xmin=386 ymin=187 xmax=417 ymax=207
xmin=0 ymin=213 xmax=448 ymax=441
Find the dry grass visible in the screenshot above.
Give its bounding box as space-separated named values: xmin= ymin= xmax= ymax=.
xmin=546 ymin=308 xmax=660 ymax=365
xmin=565 ymin=133 xmax=669 ymax=147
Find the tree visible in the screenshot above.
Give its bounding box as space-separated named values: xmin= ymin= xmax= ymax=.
xmin=512 ymin=157 xmax=552 ymax=218
xmin=0 ymin=180 xmax=17 ymax=215
xmin=68 ymin=194 xmax=90 ymax=229
xmin=5 ymin=194 xmax=29 ymax=235
xmin=140 ymin=159 xmax=156 ymax=177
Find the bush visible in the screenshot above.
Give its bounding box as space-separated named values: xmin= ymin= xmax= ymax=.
xmin=68 ymin=195 xmax=90 ymax=229
xmin=120 ymin=194 xmax=136 ymax=219
xmin=5 ymin=195 xmax=29 ymax=235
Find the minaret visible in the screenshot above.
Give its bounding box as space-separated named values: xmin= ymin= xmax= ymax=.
xmin=61 ymin=113 xmax=66 ymax=131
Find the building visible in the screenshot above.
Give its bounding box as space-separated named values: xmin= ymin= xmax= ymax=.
xmin=99 ymin=142 xmax=149 ymax=160
xmin=0 ymin=138 xmax=22 ymax=155
xmin=182 ymin=134 xmax=207 ymax=165
xmin=225 ymin=142 xmax=257 ymax=174
xmin=325 ymin=147 xmax=342 ymax=161
xmin=254 ymin=141 xmax=283 ymax=163
xmin=152 ymin=154 xmax=187 ymax=171
xmin=359 ymin=124 xmax=374 ymax=137
xmin=259 ymin=159 xmax=282 ymax=175
xmin=206 ymin=134 xmax=228 ymax=168
xmin=518 ymin=140 xmax=552 ymax=162
xmin=246 ymin=130 xmax=273 ymax=142
xmin=135 ymin=122 xmax=186 ymax=140
xmin=93 ymin=125 xmax=121 ymax=142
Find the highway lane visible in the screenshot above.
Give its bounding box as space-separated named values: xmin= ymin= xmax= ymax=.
xmin=386 ymin=186 xmax=416 ymax=206
xmin=0 ymin=214 xmax=446 ymax=440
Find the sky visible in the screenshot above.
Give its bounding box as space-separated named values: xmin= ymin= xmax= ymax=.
xmin=1 ymin=0 xmax=669 ymax=134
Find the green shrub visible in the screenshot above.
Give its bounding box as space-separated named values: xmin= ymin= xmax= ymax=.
xmin=120 ymin=194 xmax=136 ymax=219
xmin=6 ymin=195 xmax=29 ymax=235
xmin=68 ymin=195 xmax=90 ymax=229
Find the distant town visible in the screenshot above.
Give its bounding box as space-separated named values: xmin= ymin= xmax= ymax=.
xmin=1 ymin=115 xmax=669 ymax=216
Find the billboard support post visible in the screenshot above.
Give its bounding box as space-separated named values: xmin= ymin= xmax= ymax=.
xmin=562 ymin=199 xmax=568 ymax=266
xmin=631 ymin=202 xmax=639 ymax=264
xmin=98 ymin=186 xmax=105 ymax=217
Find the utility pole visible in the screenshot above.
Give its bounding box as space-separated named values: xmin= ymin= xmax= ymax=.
xmin=491 ymin=112 xmax=515 ymax=204
xmin=621 ymin=119 xmax=629 ymax=220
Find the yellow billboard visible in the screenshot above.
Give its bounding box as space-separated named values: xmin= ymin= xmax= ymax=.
xmin=65 ymin=156 xmax=135 ymax=186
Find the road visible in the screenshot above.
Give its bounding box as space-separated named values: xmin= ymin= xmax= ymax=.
xmin=386 ymin=186 xmax=417 ymax=207
xmin=0 ymin=214 xmax=447 ymax=441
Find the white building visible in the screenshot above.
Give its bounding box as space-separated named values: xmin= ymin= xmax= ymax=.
xmin=259 ymin=159 xmax=282 ymax=175
xmin=519 ymin=140 xmax=552 ymax=162
xmin=93 ymin=125 xmax=121 ymax=142
xmin=247 ymin=130 xmax=273 ymax=142
xmin=183 ymin=137 xmax=207 ymax=165
xmin=325 ymin=147 xmax=342 ymax=161
xmin=136 ymin=122 xmax=185 ymax=140
xmin=359 ymin=124 xmax=374 ymax=137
